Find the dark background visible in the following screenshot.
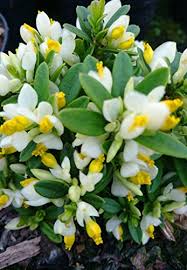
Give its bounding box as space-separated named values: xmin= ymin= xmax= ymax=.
xmin=1 ymin=0 xmax=187 ymax=51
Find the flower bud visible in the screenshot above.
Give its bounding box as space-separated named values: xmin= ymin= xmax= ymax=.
xmin=68 ymin=185 xmax=81 ymax=202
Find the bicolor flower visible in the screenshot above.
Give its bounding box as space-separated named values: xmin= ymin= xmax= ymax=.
xmin=106 ymin=217 xmax=123 ymax=241
xmin=139 ymin=41 xmax=176 ymax=70
xmin=54 ymin=219 xmax=76 ymax=250
xmin=36 ymin=11 xmax=62 ymax=40
xmin=120 ymin=81 xmax=183 ymax=139
xmin=0 ymin=83 xmax=64 ymax=136
xmin=20 ymin=23 xmax=38 ymax=43
xmin=173 ymin=48 xmax=187 ymax=83
xmin=73 ymin=134 xmax=104 ymax=159
xmin=73 ymin=150 xmax=91 ymax=170
xmin=49 ymin=156 xmax=71 ymax=183
xmin=0 ymin=189 xmax=23 ymax=210
xmin=111 ymin=176 xmax=134 ymax=201
xmin=88 ymin=61 xmax=113 ymax=93
xmin=17 ymin=42 xmax=37 ymax=72
xmin=140 ymin=213 xmax=161 ymax=244
xmin=120 ymin=140 xmax=158 ymax=185
xmin=107 ymin=15 xmax=135 ymax=50
xmin=158 ymin=184 xmax=186 ymax=202
xmin=76 ymin=201 xmax=103 ymax=245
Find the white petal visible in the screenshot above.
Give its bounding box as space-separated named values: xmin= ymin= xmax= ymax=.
xmin=120 ymin=114 xmax=145 ymax=140
xmin=36 ymin=102 xmax=53 ymax=121
xmin=61 ymin=157 xmax=70 ymax=171
xmin=123 ymin=140 xmax=138 ymax=162
xmin=143 ymin=103 xmax=169 ymax=130
xmin=0 ymin=75 xmax=10 ymax=96
xmin=88 ymin=67 xmax=112 ymax=93
xmin=3 ymin=104 xmax=20 ymax=118
xmin=153 ymin=41 xmax=177 ymax=64
xmin=36 ymin=11 xmax=51 ymax=38
xmin=120 ymin=162 xmax=140 ymax=178
xmin=48 ymin=115 xmax=64 ymax=136
xmin=111 ymin=177 xmax=129 ymax=197
xmin=54 ymin=219 xmax=76 ymax=236
xmin=81 ymin=137 xmax=103 ymax=159
xmin=168 ymin=189 xmax=186 ymax=202
xmin=124 ymin=91 xmax=148 ymax=113
xmin=22 ymin=51 xmax=36 ymax=71
xmin=73 ymin=150 xmax=91 ymax=170
xmin=61 ymin=35 xmax=76 ymax=59
xmin=76 ymin=201 xmax=99 ymax=226
xmin=20 ymin=26 xmax=33 ymax=43
xmin=147 ymin=86 xmax=165 ymax=102
xmin=10 ymin=163 xmax=26 ymax=174
xmin=104 ymin=0 xmax=122 ymax=26
xmin=26 ymin=198 xmax=50 ymax=206
xmin=50 ymin=21 xmax=62 ymax=40
xmin=5 ymin=217 xmax=26 ymax=230
xmin=11 ymin=131 xmax=31 ymax=151
xmin=103 ymin=98 xmax=122 ymax=122
xmin=18 ymin=83 xmax=38 ymax=110
xmin=174 ymin=205 xmax=187 ymax=216
xmin=106 ymin=216 xmax=121 ymax=232
xmin=34 ymin=133 xmax=63 ymax=150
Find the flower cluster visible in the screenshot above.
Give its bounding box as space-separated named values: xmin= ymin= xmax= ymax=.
xmin=0 ymin=0 xmax=187 ymax=251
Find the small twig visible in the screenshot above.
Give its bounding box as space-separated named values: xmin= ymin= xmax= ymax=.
xmin=0 ymin=236 xmax=41 ymax=269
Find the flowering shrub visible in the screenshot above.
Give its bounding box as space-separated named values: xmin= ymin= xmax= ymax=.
xmin=0 ymin=0 xmax=187 ymax=251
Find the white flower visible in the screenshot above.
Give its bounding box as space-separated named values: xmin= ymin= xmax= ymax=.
xmin=139 ymin=41 xmax=176 ymax=70
xmin=88 ymin=61 xmax=113 ymax=93
xmin=140 ymin=214 xmax=161 ymax=244
xmin=36 ymin=11 xmax=62 ymax=40
xmin=73 ymin=134 xmax=104 ymax=159
xmin=158 ymin=184 xmax=186 ymax=202
xmin=111 ymin=176 xmax=130 ymax=197
xmin=119 ymin=80 xmax=182 ymax=139
xmin=107 ymin=15 xmax=134 ymax=50
xmin=17 ymin=42 xmax=36 ymax=72
xmin=0 ymin=189 xmax=23 ymax=210
xmin=173 ymin=48 xmax=187 ymax=83
xmin=79 ymin=171 xmax=103 ymax=193
xmin=5 ymin=217 xmax=27 ymax=230
xmin=76 ymin=201 xmax=99 ymax=227
xmin=73 ymin=150 xmax=91 ymax=170
xmin=0 ymin=131 xmax=31 ymax=152
xmin=50 ymin=156 xmax=71 ymax=182
xmin=0 ymin=74 xmax=21 ymax=96
xmin=106 ymin=216 xmax=123 ymax=240
xmin=54 ymin=219 xmax=76 ymax=236
xmin=120 ymin=140 xmax=158 ymax=181
xmin=33 ymin=133 xmax=63 ymax=151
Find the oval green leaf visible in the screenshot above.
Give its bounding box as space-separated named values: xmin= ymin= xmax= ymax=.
xmin=63 ymin=23 xmax=91 ymax=42
xmin=102 ymin=198 xmax=121 ymax=214
xmin=67 ymin=96 xmax=90 ymax=108
xmin=174 ymin=158 xmax=187 ymax=186
xmin=79 ymin=73 xmax=112 ymax=110
xmin=135 ymin=67 xmax=169 ymax=94
xmin=136 ymin=131 xmax=187 ymax=159
xmin=34 ymin=180 xmax=69 ymax=199
xmin=112 ymin=52 xmax=133 ymax=97
xmin=59 ymin=63 xmax=83 ymax=103
xmin=59 ymin=108 xmax=107 ymax=136
xmin=34 ymin=62 xmax=50 ymax=102
xmin=40 ymin=222 xmax=62 ymax=243
xmin=19 ymin=141 xmax=37 ymax=162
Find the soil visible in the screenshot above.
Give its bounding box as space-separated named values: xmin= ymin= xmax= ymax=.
xmin=0 ymin=208 xmax=187 ymax=270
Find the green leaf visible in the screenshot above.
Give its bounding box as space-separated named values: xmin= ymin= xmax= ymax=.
xmin=63 ymin=23 xmax=91 ymax=42
xmin=149 ymin=159 xmax=163 ymax=193
xmin=171 ymin=52 xmax=181 ymax=75
xmin=93 ymin=165 xmax=113 ymax=194
xmin=127 ymin=24 xmax=140 ymax=37
xmin=34 ymin=180 xmax=69 ymax=199
xmin=59 ymin=108 xmax=107 ymax=136
xmin=34 ymin=62 xmax=50 ymax=102
xmin=112 ymin=52 xmax=133 ymax=97
xmin=83 ymin=194 xmax=105 ymax=209
xmin=19 ymin=141 xmax=36 ymax=162
xmin=80 ymin=73 xmax=112 ymax=110
xmin=83 ymin=55 xmax=98 ymax=72
xmin=174 ymin=158 xmax=187 ymax=186
xmin=128 ymin=220 xmax=142 ymax=244
xmin=1 ymin=94 xmax=18 ymax=106
xmin=45 ymin=206 xmax=64 ymax=221
xmin=59 ymin=63 xmax=83 ymax=103
xmin=135 ymin=67 xmax=169 ymax=94
xmin=105 ymin=5 xmax=130 ymax=28
xmin=40 ymin=222 xmax=62 ymax=243
xmin=76 ymin=6 xmax=91 ymax=35
xmin=102 ymin=198 xmax=121 ymax=214
xmin=136 ymin=131 xmax=187 ymax=159
xmin=67 ymin=96 xmax=89 ymax=108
